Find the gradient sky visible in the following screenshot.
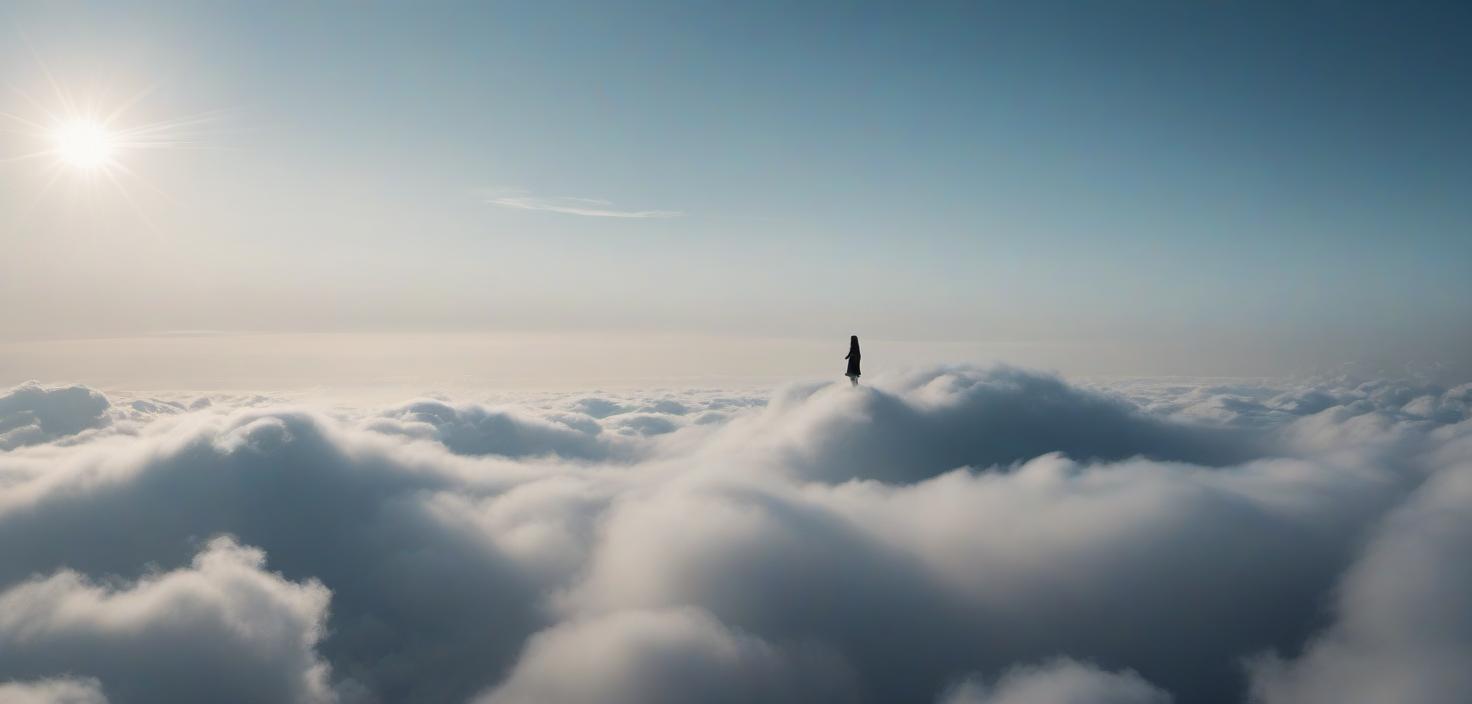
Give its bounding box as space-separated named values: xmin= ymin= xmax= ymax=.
xmin=2 ymin=1 xmax=1469 ymax=386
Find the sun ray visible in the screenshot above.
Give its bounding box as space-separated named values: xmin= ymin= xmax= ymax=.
xmin=101 ymin=85 xmax=156 ymax=127
xmin=0 ymin=149 xmax=57 ymax=164
xmin=0 ymin=109 xmax=53 ymax=132
xmin=105 ymin=157 xmax=172 ymax=200
xmin=101 ymin=164 xmax=163 ymax=233
xmin=33 ymin=49 xmax=80 ymax=118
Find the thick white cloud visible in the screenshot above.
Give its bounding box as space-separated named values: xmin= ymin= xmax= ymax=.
xmin=369 ymin=398 xmax=617 ymax=459
xmin=477 ymin=608 xmax=857 ymax=704
xmin=0 ymin=366 xmax=1468 ymax=703
xmin=708 ymin=367 xmax=1263 ymax=484
xmin=0 ymin=382 xmax=110 ymax=449
xmin=0 ymin=537 xmax=332 ymax=703
xmin=1248 ymin=421 xmax=1472 ymax=704
xmin=556 ymin=449 xmax=1401 ymax=702
xmin=0 ymin=678 xmax=109 ymax=704
xmin=940 ymin=659 xmax=1170 ymax=704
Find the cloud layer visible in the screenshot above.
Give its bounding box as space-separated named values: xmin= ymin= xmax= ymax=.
xmin=1 ymin=368 xmax=1469 ymax=703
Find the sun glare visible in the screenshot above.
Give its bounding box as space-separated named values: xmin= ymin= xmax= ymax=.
xmin=2 ymin=66 xmax=219 ymax=217
xmin=52 ymin=120 xmax=116 ymax=169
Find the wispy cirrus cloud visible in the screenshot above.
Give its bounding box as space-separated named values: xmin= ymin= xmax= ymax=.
xmin=484 ymin=189 xmax=682 ymax=219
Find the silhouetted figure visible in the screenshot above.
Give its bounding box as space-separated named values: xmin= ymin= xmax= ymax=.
xmin=845 ymin=335 xmax=861 ymax=386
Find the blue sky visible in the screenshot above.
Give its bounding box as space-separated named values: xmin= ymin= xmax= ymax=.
xmin=1 ymin=1 xmax=1469 ymax=382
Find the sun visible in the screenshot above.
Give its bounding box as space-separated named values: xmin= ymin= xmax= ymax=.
xmin=52 ymin=120 xmax=117 ymax=170
xmin=2 ymin=67 xmax=219 ymax=215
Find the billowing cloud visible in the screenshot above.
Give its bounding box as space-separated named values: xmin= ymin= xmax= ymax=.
xmin=710 ymin=367 xmax=1264 ymax=484
xmin=1 ymin=366 xmax=1469 ymax=703
xmin=369 ymin=399 xmax=618 ymax=459
xmin=605 ymin=413 xmax=681 ymax=437
xmin=0 ymin=382 xmax=111 ymax=449
xmin=477 ymin=608 xmax=859 ymax=704
xmin=0 ymin=678 xmax=108 ymax=704
xmin=0 ymin=537 xmax=331 ymax=703
xmin=1247 ymin=424 xmax=1472 ymax=704
xmin=940 ymin=659 xmax=1170 ymax=704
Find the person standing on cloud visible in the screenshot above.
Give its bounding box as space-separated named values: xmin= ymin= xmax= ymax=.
xmin=845 ymin=335 xmax=861 ymax=386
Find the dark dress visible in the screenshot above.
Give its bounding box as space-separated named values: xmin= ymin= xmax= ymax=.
xmin=845 ymin=346 xmax=861 ymax=377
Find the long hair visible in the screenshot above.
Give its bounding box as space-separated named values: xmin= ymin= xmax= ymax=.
xmin=849 ymin=335 xmax=860 ymax=353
